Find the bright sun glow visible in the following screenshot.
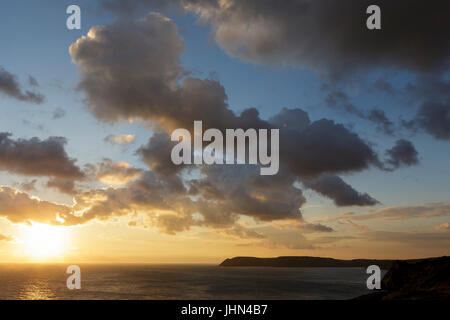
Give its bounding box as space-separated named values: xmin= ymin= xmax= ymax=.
xmin=23 ymin=224 xmax=67 ymax=259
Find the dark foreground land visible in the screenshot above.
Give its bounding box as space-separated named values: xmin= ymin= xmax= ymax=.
xmin=220 ymin=255 xmax=450 ymax=300
xmin=355 ymin=256 xmax=450 ymax=300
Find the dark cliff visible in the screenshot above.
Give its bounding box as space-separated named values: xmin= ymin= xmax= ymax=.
xmin=355 ymin=256 xmax=450 ymax=300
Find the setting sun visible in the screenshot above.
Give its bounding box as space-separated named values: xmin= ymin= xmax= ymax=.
xmin=22 ymin=224 xmax=67 ymax=259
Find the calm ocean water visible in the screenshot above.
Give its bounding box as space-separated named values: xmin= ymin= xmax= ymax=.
xmin=0 ymin=264 xmax=384 ymax=300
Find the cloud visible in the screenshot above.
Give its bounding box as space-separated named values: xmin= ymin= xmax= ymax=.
xmin=366 ymin=109 xmax=395 ymax=136
xmin=52 ymin=108 xmax=66 ymax=119
xmin=17 ymin=179 xmax=38 ymax=192
xmin=178 ymin=0 xmax=450 ymax=76
xmin=190 ymin=165 xmax=306 ymax=221
xmin=399 ymin=75 xmax=450 ymax=140
xmin=70 ymin=13 xmax=387 ymax=209
xmin=434 ymin=223 xmax=450 ymax=232
xmin=0 ymin=67 xmax=44 ymax=104
xmin=325 ymin=90 xmax=395 ymax=135
xmin=374 ymin=78 xmax=397 ymax=96
xmin=70 ymin=171 xmax=189 ymax=227
xmin=137 ymin=131 xmax=184 ymax=176
xmin=350 ymin=203 xmax=450 ymax=221
xmin=28 ymin=76 xmax=39 ymax=87
xmin=96 ymin=1 xmax=450 ymax=143
xmin=221 ymin=225 xmax=266 ymax=239
xmin=94 ymin=159 xmax=143 ymax=185
xmin=0 ymin=234 xmax=14 ymax=242
xmin=414 ymin=101 xmax=450 ymax=140
xmin=338 ymin=219 xmax=371 ymax=233
xmin=267 ymin=107 xmax=310 ymax=132
xmin=98 ymin=0 xmax=178 ymax=16
xmin=384 ymin=139 xmax=419 ymax=170
xmin=325 ymin=91 xmax=364 ymax=117
xmin=0 ymin=133 xmax=85 ymax=179
xmin=278 ymin=119 xmax=379 ymax=177
xmin=69 ymin=11 xmax=441 ymax=232
xmin=0 ymin=186 xmax=76 ymax=225
xmin=104 ymin=134 xmax=136 ymax=145
xmin=46 ymin=178 xmax=78 ymax=195
xmin=360 ymin=230 xmax=450 ymax=248
xmin=302 ymin=174 xmax=379 ymax=207
xmin=296 ymin=222 xmax=335 ymax=233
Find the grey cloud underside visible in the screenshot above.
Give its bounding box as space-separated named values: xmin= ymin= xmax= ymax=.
xmin=325 ymin=90 xmax=395 ymax=136
xmin=0 ymin=133 xmax=85 ymax=179
xmin=408 ymin=101 xmax=450 ymax=141
xmin=302 ymin=174 xmax=379 ymax=207
xmin=380 ymin=74 xmax=450 ymax=141
xmin=46 ymin=178 xmax=78 ymax=195
xmin=99 ymin=0 xmax=450 ymax=76
xmin=99 ymin=0 xmax=450 ymax=143
xmin=0 ymin=67 xmax=44 ymax=104
xmin=384 ymin=139 xmax=419 ymax=170
xmin=69 ymin=12 xmax=422 ymax=216
xmin=13 ymin=9 xmax=425 ymax=233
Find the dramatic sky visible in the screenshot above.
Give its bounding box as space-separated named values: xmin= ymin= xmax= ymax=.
xmin=0 ymin=0 xmax=449 ymax=263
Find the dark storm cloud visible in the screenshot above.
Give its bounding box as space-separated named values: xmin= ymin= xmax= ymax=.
xmin=96 ymin=1 xmax=449 ymax=142
xmin=0 ymin=133 xmax=85 ymax=179
xmin=70 ymin=13 xmax=241 ymax=131
xmin=267 ymin=107 xmax=310 ymax=132
xmin=137 ymin=131 xmax=182 ymax=176
xmin=69 ymin=13 xmax=399 ymax=213
xmin=114 ymin=0 xmax=450 ymax=76
xmin=325 ymin=91 xmax=394 ymax=135
xmin=384 ymin=139 xmax=419 ymax=170
xmin=374 ymin=79 xmax=397 ymax=96
xmin=414 ymin=101 xmax=450 ymax=141
xmin=69 ymin=12 xmax=431 ymax=229
xmin=278 ymin=119 xmax=379 ymax=177
xmin=325 ymin=91 xmax=364 ymax=117
xmin=405 ymin=75 xmax=450 ymax=102
xmin=302 ymin=174 xmax=379 ymax=207
xmin=0 ymin=67 xmax=44 ymax=104
xmin=70 ymin=14 xmax=384 ymax=181
xmin=398 ymin=75 xmax=450 ymax=140
xmin=190 ymin=165 xmax=306 ymax=221
xmin=366 ymin=109 xmax=395 ymax=136
xmin=46 ymin=178 xmax=78 ymax=195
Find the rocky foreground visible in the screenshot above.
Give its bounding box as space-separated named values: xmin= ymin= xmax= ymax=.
xmin=355 ymin=256 xmax=449 ymax=300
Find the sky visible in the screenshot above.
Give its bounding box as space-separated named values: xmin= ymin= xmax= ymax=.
xmin=0 ymin=0 xmax=449 ymax=263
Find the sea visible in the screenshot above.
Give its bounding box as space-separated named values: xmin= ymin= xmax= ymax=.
xmin=0 ymin=264 xmax=385 ymax=300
